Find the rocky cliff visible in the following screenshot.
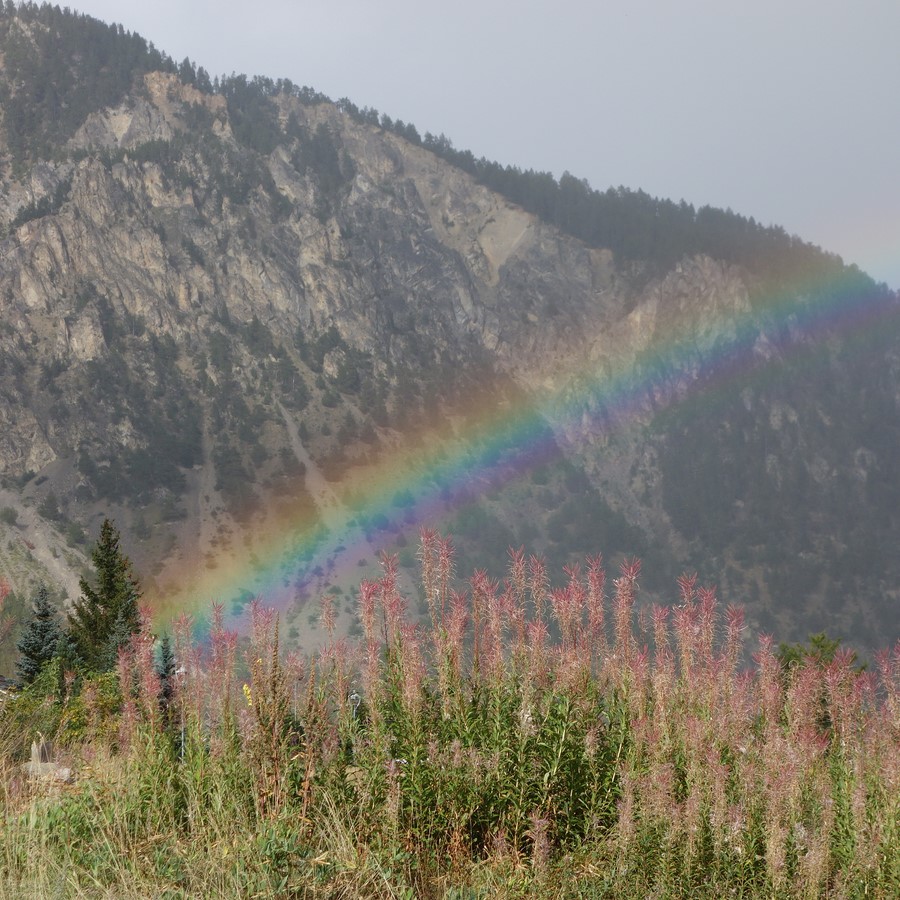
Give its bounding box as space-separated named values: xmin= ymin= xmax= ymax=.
xmin=0 ymin=11 xmax=897 ymax=654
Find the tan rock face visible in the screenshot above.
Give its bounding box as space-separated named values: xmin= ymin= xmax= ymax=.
xmin=69 ymin=72 xmax=228 ymax=153
xmin=0 ymin=74 xmax=753 ymax=485
xmin=0 ymin=71 xmax=812 ymax=641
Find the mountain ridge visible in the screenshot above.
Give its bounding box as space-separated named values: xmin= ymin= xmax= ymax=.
xmin=0 ymin=4 xmax=897 ymax=659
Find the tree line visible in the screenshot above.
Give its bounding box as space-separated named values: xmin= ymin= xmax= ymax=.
xmin=4 ymin=3 xmax=889 ymax=297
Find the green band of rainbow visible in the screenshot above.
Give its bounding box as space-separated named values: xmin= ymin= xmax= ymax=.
xmin=155 ymin=267 xmax=897 ymax=629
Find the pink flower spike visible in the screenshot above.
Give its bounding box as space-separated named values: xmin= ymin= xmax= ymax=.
xmin=677 ymin=572 xmax=697 ymax=606
xmin=528 ymin=555 xmax=548 ymax=621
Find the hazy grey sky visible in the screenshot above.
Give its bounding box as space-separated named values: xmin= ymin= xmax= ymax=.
xmin=69 ymin=1 xmax=900 ymax=288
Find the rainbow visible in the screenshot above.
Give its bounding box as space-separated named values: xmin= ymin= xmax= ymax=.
xmin=153 ymin=266 xmax=898 ymax=631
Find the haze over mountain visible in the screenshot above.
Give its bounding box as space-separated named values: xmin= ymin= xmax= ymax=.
xmin=0 ymin=4 xmax=898 ymax=660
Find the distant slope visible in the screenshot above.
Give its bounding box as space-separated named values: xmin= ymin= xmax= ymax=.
xmin=0 ymin=4 xmax=897 ymax=657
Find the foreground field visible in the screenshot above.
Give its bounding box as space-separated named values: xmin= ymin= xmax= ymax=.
xmin=1 ymin=535 xmax=898 ymax=898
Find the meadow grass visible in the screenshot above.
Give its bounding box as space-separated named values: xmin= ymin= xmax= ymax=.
xmin=0 ymin=533 xmax=897 ymax=897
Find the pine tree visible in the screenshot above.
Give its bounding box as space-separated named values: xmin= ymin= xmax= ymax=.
xmin=68 ymin=518 xmax=142 ymax=671
xmin=15 ymin=584 xmax=61 ymax=684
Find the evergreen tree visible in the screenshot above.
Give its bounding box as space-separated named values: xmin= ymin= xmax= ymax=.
xmin=777 ymin=632 xmax=860 ymax=671
xmin=54 ymin=630 xmax=82 ymax=673
xmin=37 ymin=490 xmax=61 ymax=521
xmin=156 ymin=633 xmax=176 ymax=726
xmin=101 ymin=606 xmax=138 ymax=671
xmin=53 ymin=630 xmax=83 ymax=702
xmin=15 ymin=584 xmax=61 ymax=684
xmin=68 ymin=518 xmax=142 ymax=671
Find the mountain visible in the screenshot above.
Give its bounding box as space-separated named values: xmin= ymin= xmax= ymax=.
xmin=0 ymin=4 xmax=898 ymax=657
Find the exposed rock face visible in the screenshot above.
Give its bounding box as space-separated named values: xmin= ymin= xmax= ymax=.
xmin=0 ymin=72 xmax=897 ymax=652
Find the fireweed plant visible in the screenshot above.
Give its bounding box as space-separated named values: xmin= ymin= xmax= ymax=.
xmin=0 ymin=531 xmax=897 ymax=897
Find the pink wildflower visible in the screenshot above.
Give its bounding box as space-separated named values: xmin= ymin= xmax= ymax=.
xmin=528 ymin=555 xmax=548 ymax=622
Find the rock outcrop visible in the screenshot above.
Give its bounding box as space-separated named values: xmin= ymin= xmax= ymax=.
xmin=0 ymin=65 xmax=897 ymax=652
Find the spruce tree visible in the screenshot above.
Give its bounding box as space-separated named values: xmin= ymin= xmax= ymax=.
xmin=68 ymin=518 xmax=142 ymax=671
xmin=15 ymin=584 xmax=61 ymax=684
